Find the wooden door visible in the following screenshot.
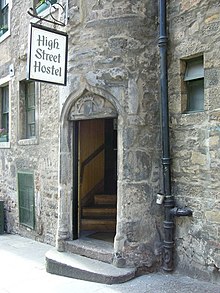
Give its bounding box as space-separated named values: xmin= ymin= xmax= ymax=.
xmin=79 ymin=119 xmax=105 ymax=206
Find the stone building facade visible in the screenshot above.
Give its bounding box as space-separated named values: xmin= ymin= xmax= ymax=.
xmin=168 ymin=0 xmax=220 ymax=282
xmin=0 ymin=0 xmax=219 ymax=283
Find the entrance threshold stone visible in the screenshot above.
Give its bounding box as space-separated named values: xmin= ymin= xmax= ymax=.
xmin=65 ymin=237 xmax=114 ymax=264
xmin=46 ymin=249 xmax=136 ymax=284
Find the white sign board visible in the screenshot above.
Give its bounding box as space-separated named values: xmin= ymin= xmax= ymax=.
xmin=28 ymin=24 xmax=68 ymax=85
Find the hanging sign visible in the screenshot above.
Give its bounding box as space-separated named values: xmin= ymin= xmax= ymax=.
xmin=28 ymin=23 xmax=68 ymax=86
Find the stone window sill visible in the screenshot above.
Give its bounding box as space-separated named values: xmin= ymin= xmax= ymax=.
xmin=0 ymin=30 xmax=10 ymax=43
xmin=18 ymin=138 xmax=38 ymax=146
xmin=0 ymin=141 xmax=10 ymax=149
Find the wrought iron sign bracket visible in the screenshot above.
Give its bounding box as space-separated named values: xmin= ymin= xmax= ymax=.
xmin=27 ymin=2 xmax=70 ymax=27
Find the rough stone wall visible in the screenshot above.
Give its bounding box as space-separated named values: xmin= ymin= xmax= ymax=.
xmin=0 ymin=1 xmax=59 ymax=245
xmin=0 ymin=0 xmax=164 ymax=271
xmin=168 ymin=0 xmax=220 ymax=282
xmin=59 ymin=0 xmax=163 ymax=270
xmin=2 ymin=0 xmax=220 ymax=279
xmin=3 ymin=0 xmax=213 ymax=275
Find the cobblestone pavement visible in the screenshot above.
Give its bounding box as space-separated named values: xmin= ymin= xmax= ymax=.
xmin=0 ymin=234 xmax=219 ymax=293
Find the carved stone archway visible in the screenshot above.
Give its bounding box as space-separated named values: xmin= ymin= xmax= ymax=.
xmin=56 ymin=90 xmax=118 ymax=251
xmin=69 ymin=91 xmax=118 ymax=120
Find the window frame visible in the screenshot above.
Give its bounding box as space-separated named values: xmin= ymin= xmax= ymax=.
xmin=1 ymin=85 xmax=9 ymax=141
xmin=0 ymin=0 xmax=11 ymax=42
xmin=18 ymin=80 xmax=39 ymax=145
xmin=186 ymin=78 xmax=204 ymax=112
xmin=0 ymin=76 xmax=10 ymax=148
xmin=25 ymin=81 xmax=36 ymax=139
xmin=34 ymin=0 xmax=57 ymax=15
xmin=0 ymin=1 xmax=8 ymax=29
xmin=182 ymin=56 xmax=204 ymax=113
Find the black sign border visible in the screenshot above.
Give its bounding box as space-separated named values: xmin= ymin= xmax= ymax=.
xmin=28 ymin=23 xmax=68 ymax=86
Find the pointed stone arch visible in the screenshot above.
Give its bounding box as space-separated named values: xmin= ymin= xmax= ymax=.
xmin=60 ymin=84 xmax=122 ymax=126
xmin=56 ymin=87 xmax=119 ymax=251
xmin=69 ymin=91 xmax=118 ymax=120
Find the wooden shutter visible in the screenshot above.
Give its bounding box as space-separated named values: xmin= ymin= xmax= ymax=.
xmin=18 ymin=172 xmax=35 ymax=229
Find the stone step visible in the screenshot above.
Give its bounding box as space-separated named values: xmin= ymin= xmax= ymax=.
xmin=82 ymin=206 xmax=117 ymax=218
xmin=46 ymin=249 xmax=136 ymax=284
xmin=65 ymin=237 xmax=114 ymax=264
xmin=81 ymin=218 xmax=116 ymax=231
xmin=94 ymin=194 xmax=117 ymax=205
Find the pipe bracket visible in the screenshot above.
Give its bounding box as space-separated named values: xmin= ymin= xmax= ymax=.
xmin=158 ymin=35 xmax=168 ymax=47
xmin=170 ymin=207 xmax=193 ymax=217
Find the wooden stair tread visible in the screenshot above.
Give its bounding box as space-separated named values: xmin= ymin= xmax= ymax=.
xmin=82 ymin=206 xmax=116 ymax=212
xmin=94 ymin=194 xmax=117 ymax=205
xmin=82 ymin=205 xmax=116 ymax=209
xmin=81 ymin=194 xmax=117 ymax=231
xmin=81 ymin=218 xmax=116 ymax=232
xmin=82 ymin=207 xmax=116 ymax=218
xmin=82 ymin=218 xmax=116 ymax=224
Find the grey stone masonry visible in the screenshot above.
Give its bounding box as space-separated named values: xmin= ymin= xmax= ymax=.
xmin=0 ymin=0 xmax=220 ymax=284
xmin=0 ymin=0 xmax=163 ymax=272
xmin=168 ymin=0 xmax=220 ymax=282
xmin=57 ymin=0 xmax=163 ymax=271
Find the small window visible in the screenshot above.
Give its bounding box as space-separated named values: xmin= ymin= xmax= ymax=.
xmin=19 ymin=81 xmax=36 ymax=139
xmin=184 ymin=57 xmax=204 ymax=112
xmin=0 ymin=0 xmax=9 ymax=37
xmin=0 ymin=85 xmax=9 ymax=142
xmin=34 ymin=0 xmax=57 ymax=14
xmin=26 ymin=82 xmax=36 ymax=138
xmin=18 ymin=172 xmax=35 ymax=229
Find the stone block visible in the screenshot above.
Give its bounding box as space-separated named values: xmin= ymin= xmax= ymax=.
xmin=205 ymin=211 xmax=220 ymax=223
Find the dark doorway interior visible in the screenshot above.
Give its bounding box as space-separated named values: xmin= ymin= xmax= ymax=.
xmin=72 ymin=118 xmax=117 ymax=241
xmin=104 ymin=119 xmax=117 ymax=195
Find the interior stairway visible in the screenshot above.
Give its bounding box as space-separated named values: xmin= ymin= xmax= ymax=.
xmin=81 ymin=194 xmax=117 ymax=232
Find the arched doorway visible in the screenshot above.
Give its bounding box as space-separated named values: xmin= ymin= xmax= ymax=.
xmin=72 ymin=118 xmax=117 ymax=241
xmin=61 ymin=90 xmax=119 ymax=244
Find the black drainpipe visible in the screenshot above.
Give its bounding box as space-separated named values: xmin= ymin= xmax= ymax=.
xmin=158 ymin=0 xmax=192 ymax=272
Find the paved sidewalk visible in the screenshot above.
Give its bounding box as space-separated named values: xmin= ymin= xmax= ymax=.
xmin=0 ymin=234 xmax=219 ymax=293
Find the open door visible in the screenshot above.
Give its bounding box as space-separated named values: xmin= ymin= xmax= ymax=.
xmin=72 ymin=118 xmax=117 ymax=240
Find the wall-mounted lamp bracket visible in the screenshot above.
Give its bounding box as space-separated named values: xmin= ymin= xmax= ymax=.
xmin=27 ymin=2 xmax=66 ymax=27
